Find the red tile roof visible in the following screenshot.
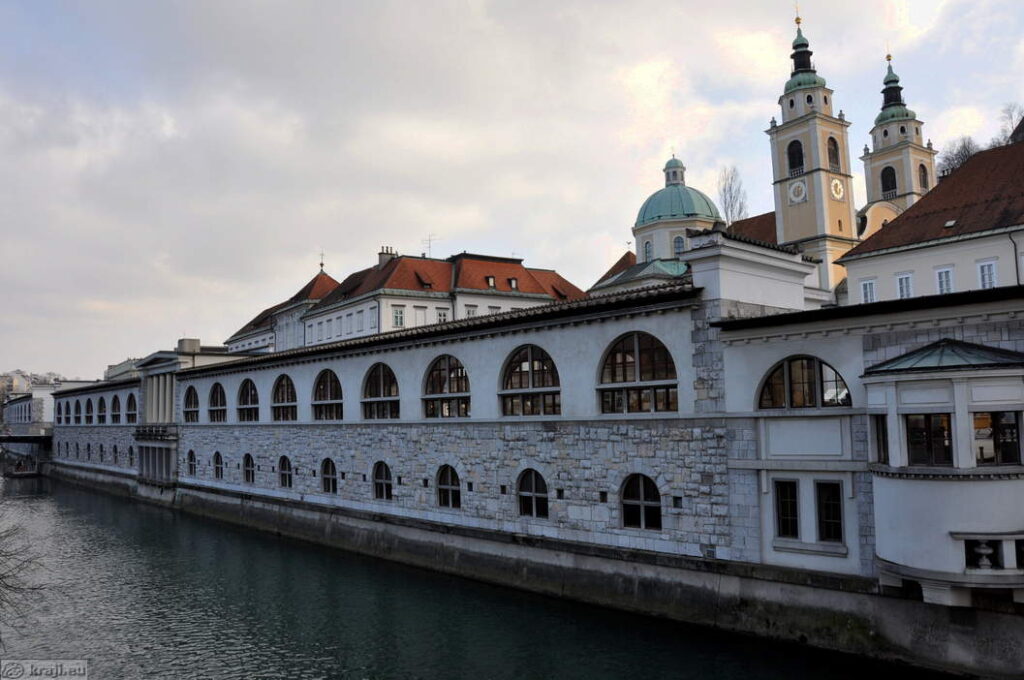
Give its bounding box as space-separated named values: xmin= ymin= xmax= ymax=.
xmin=842 ymin=141 xmax=1024 ymax=259
xmin=593 ymin=251 xmax=636 ymax=287
xmin=727 ymin=211 xmax=777 ymax=245
xmin=228 ymin=270 xmax=340 ymax=341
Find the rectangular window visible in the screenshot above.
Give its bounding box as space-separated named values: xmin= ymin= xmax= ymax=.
xmin=488 ymin=305 xmax=501 ymax=315
xmin=873 ymin=414 xmax=890 ymax=465
xmin=774 ymin=480 xmax=799 ymax=539
xmin=465 ymin=305 xmax=477 ymax=317
xmin=860 ymin=279 xmax=876 ymax=304
xmin=978 ymin=261 xmax=997 ymax=289
xmin=436 ymin=308 xmax=449 ymax=323
xmin=414 ymin=306 xmax=427 ymax=326
xmin=316 ymin=321 xmax=323 ymax=341
xmin=936 ymin=268 xmax=953 ymax=295
xmin=906 ymin=413 xmax=953 ymax=466
xmin=369 ymin=308 xmax=377 ymax=329
xmin=973 ymin=411 xmax=1021 ymax=465
xmin=392 ymin=306 xmax=405 ymax=328
xmin=356 ymin=310 xmax=364 ymax=332
xmin=325 ymin=318 xmax=333 ymax=338
xmin=815 ymin=481 xmax=843 ymax=543
xmin=896 ymin=273 xmax=913 ymax=299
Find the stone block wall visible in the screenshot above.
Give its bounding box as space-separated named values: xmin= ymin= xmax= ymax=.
xmin=52 ymin=425 xmax=138 ymax=470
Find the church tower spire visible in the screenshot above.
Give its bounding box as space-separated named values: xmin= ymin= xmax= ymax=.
xmin=859 ymin=54 xmax=937 ymax=239
xmin=766 ymin=15 xmax=858 ymax=292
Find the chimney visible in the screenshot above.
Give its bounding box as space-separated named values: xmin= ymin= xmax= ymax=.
xmin=378 ymin=246 xmax=398 ymax=267
xmin=176 ymin=338 xmax=201 ymax=354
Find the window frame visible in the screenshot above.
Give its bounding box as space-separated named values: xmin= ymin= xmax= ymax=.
xmin=499 ymin=345 xmax=561 ymax=416
xmin=936 ymin=267 xmax=954 ymax=295
xmin=620 ymin=473 xmax=661 ymax=530
xmin=237 ymin=379 xmax=260 ymax=422
xmin=643 ymin=241 xmax=653 ymax=263
xmin=278 ymin=455 xmax=293 ymax=488
xmin=187 ymin=450 xmax=197 ymax=476
xmin=972 ymin=411 xmax=1021 ymax=466
xmin=213 ymin=451 xmax=224 ymax=480
xmin=183 ymin=386 xmax=199 ymax=423
xmin=905 ymin=413 xmax=954 ymax=466
xmin=321 ymin=458 xmax=338 ymax=493
xmin=208 ymin=383 xmax=227 ymax=423
xmin=860 ymin=279 xmax=877 ymax=304
xmin=598 ymin=332 xmax=678 ymax=415
xmin=977 ymin=261 xmax=997 ymax=290
xmin=672 ymin=235 xmax=685 ymax=258
xmin=815 ymin=480 xmax=844 ymax=544
xmin=423 ymin=355 xmax=470 ymax=418
xmin=243 ymin=454 xmax=255 ymax=484
xmin=517 ymin=468 xmax=549 ymax=518
xmin=896 ymin=273 xmax=913 ymax=299
xmin=312 ymin=369 xmax=344 ymax=421
xmin=774 ymin=479 xmax=799 ymax=539
xmin=362 ymin=363 xmax=400 ymax=419
xmin=757 ymin=356 xmax=851 ymax=410
xmin=97 ymin=397 xmax=107 ymax=424
xmin=271 ymin=375 xmax=298 ymax=422
xmin=373 ymin=461 xmax=393 ymax=500
xmin=436 ymin=465 xmax=461 ymax=509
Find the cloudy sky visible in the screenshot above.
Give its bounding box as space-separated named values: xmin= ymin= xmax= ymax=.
xmin=2 ymin=0 xmax=1021 ymax=378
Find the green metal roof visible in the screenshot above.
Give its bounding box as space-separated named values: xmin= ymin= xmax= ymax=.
xmin=874 ymin=104 xmax=917 ymax=126
xmin=589 ymin=258 xmax=690 ymax=291
xmin=792 ymin=27 xmax=809 ymax=49
xmin=883 ymin=63 xmax=900 ymax=86
xmin=664 ymin=157 xmax=685 ymax=169
xmin=635 ymin=184 xmax=721 ymax=227
xmin=784 ymin=71 xmax=827 ymax=94
xmin=865 ymin=339 xmax=1024 ymax=374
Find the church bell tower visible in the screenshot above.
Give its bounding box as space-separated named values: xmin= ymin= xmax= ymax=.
xmin=766 ymin=16 xmax=858 ymax=291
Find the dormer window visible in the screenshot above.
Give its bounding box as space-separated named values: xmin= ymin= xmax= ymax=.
xmin=509 ymin=277 xmax=518 ymax=290
xmin=486 ymin=276 xmax=496 ymax=288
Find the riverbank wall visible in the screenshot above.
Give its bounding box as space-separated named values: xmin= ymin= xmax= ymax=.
xmin=45 ymin=460 xmax=1024 ymax=678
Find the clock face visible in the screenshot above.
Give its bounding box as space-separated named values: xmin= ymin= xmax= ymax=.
xmin=788 ymin=179 xmax=807 ymax=204
xmin=830 ymin=178 xmax=845 ymax=200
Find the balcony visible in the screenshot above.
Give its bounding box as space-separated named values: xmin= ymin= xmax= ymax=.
xmin=788 ymin=166 xmax=804 ymax=178
xmin=134 ymin=424 xmax=179 ymax=442
xmin=882 ymin=189 xmax=898 ymax=201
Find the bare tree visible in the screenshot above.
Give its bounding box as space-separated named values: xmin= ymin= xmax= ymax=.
xmin=989 ymin=102 xmax=1024 ymax=147
xmin=937 ymin=135 xmax=981 ymax=176
xmin=717 ymin=165 xmax=748 ymax=226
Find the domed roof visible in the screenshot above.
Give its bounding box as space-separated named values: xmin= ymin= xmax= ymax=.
xmin=784 ymin=71 xmax=827 ymax=94
xmin=664 ymin=157 xmax=685 ymax=169
xmin=874 ymin=104 xmax=917 ymax=126
xmin=792 ymin=26 xmax=809 ymax=49
xmin=635 ymin=184 xmax=721 ymax=227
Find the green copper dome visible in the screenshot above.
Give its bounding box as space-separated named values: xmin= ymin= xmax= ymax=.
xmin=874 ymin=104 xmax=917 ymax=126
xmin=664 ymin=157 xmax=685 ymax=169
xmin=792 ymin=27 xmax=809 ymax=49
xmin=635 ymin=184 xmax=721 ymax=227
xmin=784 ymin=71 xmax=827 ymax=94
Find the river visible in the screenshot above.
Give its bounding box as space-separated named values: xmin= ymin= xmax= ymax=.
xmin=0 ymin=478 xmax=949 ymax=679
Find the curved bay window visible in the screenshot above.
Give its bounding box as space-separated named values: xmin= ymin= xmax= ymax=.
xmin=126 ymin=394 xmax=138 ymax=424
xmin=424 ymin=355 xmax=470 ymax=418
xmin=243 ymin=454 xmax=255 ymax=484
xmin=85 ymin=399 xmax=94 ymax=424
xmin=321 ymin=458 xmax=338 ymax=493
xmin=213 ymin=452 xmax=224 ymax=479
xmin=312 ymin=370 xmax=343 ymax=421
xmin=517 ymin=469 xmax=549 ymax=518
xmin=272 ymin=375 xmax=298 ymax=422
xmin=621 ymin=474 xmax=661 ymax=530
xmin=183 ymin=387 xmax=199 ymax=423
xmin=437 ymin=465 xmax=461 ymax=509
xmin=278 ymin=456 xmax=293 ymax=488
xmin=787 ymin=140 xmax=804 ymax=176
xmin=758 ymin=356 xmax=850 ymax=409
xmin=373 ymin=461 xmax=393 ymax=500
xmin=97 ymin=397 xmax=107 ymax=424
xmin=500 ymin=345 xmax=560 ymax=416
xmin=363 ymin=363 xmax=400 ymax=419
xmin=599 ymin=332 xmax=677 ymax=414
xmin=237 ymin=380 xmax=259 ymax=422
xmin=208 ymin=383 xmax=227 ymax=423
xmin=111 ymin=395 xmax=121 ymax=424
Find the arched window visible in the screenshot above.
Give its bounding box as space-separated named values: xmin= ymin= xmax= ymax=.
xmin=183 ymin=386 xmax=199 ymax=423
xmin=881 ymin=166 xmax=897 ymax=197
xmin=599 ymin=332 xmax=677 ymax=414
xmin=787 ymin=140 xmax=804 ymax=175
xmin=500 ymin=345 xmax=560 ymax=416
xmin=243 ymin=454 xmax=255 ymax=484
xmin=312 ymin=370 xmax=343 ymax=420
xmin=373 ymin=461 xmax=393 ymax=500
xmin=75 ymin=443 xmax=79 ymax=459
xmin=758 ymin=356 xmax=851 ymax=409
xmin=643 ymin=241 xmax=653 ymax=263
xmin=128 ymin=446 xmax=134 ymax=467
xmin=321 ymin=458 xmax=338 ymax=493
xmin=126 ymin=394 xmax=137 ymax=424
xmin=237 ymin=379 xmax=259 ymax=422
xmin=673 ymin=236 xmax=685 ymax=258
xmin=919 ymin=163 xmax=929 ymax=190
xmin=113 ymin=445 xmax=118 ymax=465
xmin=86 ymin=443 xmax=91 ymax=460
xmin=278 ymin=456 xmax=293 ymax=488
xmin=363 ymin=363 xmax=400 ymax=419
xmin=74 ymin=400 xmax=81 ymax=424
xmin=96 ymin=397 xmax=106 ymax=424
xmin=827 ymin=137 xmax=840 ymax=171
xmin=272 ymin=375 xmax=297 ymax=421
xmin=85 ymin=399 xmax=94 ymax=424
xmin=56 ymin=403 xmax=62 ymax=425
xmin=424 ymin=355 xmax=470 ymax=418
xmin=437 ymin=465 xmax=461 ymax=508
xmin=213 ymin=452 xmax=224 ymax=479
xmin=187 ymin=450 xmax=197 ymax=476
xmin=111 ymin=395 xmax=121 ymax=424
xmin=208 ymin=383 xmax=227 ymax=422
xmin=621 ymin=474 xmax=661 ymax=530
xmin=517 ymin=469 xmax=549 ymax=518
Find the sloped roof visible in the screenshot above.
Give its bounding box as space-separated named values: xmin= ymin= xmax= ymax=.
xmin=227 ymin=270 xmax=340 ymax=342
xmin=727 ymin=211 xmax=777 ymax=245
xmin=589 ymin=258 xmax=689 ymax=292
xmin=865 ymin=338 xmax=1024 ymax=374
xmin=840 ymin=140 xmax=1024 ymax=260
xmin=593 ymin=251 xmax=637 ymax=288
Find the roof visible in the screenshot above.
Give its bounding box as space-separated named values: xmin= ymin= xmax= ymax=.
xmin=713 ymin=283 xmax=1024 ymax=332
xmin=308 ymin=253 xmax=585 ymax=315
xmin=840 ymin=140 xmax=1024 ymax=260
xmin=864 ymin=339 xmax=1024 ymax=375
xmin=227 ymin=270 xmax=340 ymax=342
xmin=589 ymin=258 xmax=689 ymax=292
xmin=727 ymin=211 xmax=777 ymax=245
xmin=593 ymin=251 xmax=637 ymax=287
xmin=181 ymin=283 xmax=702 ymax=379
xmin=52 ymin=377 xmax=141 ymax=397
xmin=635 ymin=184 xmax=721 ymax=227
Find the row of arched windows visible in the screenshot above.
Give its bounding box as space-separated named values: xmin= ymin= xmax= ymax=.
xmin=56 ymin=394 xmax=137 ymax=426
xmin=183 ymin=449 xmax=666 ymax=529
xmin=56 ymin=441 xmax=134 ymax=467
xmin=181 ymin=335 xmax=680 ymax=423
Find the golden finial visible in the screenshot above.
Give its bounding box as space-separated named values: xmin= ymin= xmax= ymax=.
xmin=795 ymin=2 xmax=801 ymax=25
xmin=885 ymin=40 xmax=892 ymax=62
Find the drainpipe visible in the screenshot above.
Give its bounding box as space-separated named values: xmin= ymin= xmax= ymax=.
xmin=1010 ymin=232 xmax=1022 ymax=286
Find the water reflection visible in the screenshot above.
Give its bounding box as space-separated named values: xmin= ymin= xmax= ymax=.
xmin=0 ymin=480 xmax=949 ymax=679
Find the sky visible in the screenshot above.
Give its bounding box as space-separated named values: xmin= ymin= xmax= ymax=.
xmin=1 ymin=0 xmax=1022 ymax=379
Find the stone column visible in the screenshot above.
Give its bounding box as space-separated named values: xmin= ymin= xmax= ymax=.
xmin=884 ymin=383 xmax=903 ymax=467
xmin=952 ymin=378 xmax=973 ymax=469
